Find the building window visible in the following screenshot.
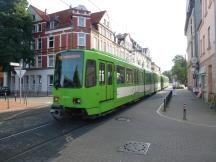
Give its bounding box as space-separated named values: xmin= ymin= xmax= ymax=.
xmin=103 ymin=19 xmax=106 ymax=26
xmin=204 ymin=0 xmax=208 ymax=16
xmin=38 ymin=75 xmax=42 ymax=84
xmin=31 ymin=40 xmax=35 ymax=50
xmin=200 ymin=39 xmax=202 ymax=57
xmin=25 ymin=75 xmax=29 ymax=85
xmin=33 ymin=24 xmax=42 ymax=33
xmin=37 ymin=55 xmax=42 ymax=68
xmin=207 ymin=26 xmax=211 ymax=49
xmin=100 ymin=40 xmax=102 ymax=50
xmin=78 ymin=16 xmax=86 ymax=27
xmin=37 ymin=38 xmax=42 ymax=49
xmin=48 ymin=55 xmax=54 ymax=67
xmin=209 ymin=0 xmax=212 ymax=8
xmin=203 ymin=35 xmax=205 ymax=55
xmin=32 ymin=15 xmax=35 ymax=21
xmin=50 ymin=21 xmax=55 ymax=30
xmin=48 ymin=75 xmax=53 ymax=86
xmin=48 ymin=36 xmax=54 ymax=48
xmin=103 ymin=42 xmax=106 ymax=52
xmin=38 ymin=24 xmax=42 ymax=32
xmin=93 ymin=37 xmax=98 ymax=49
xmin=77 ymin=33 xmax=86 ymax=46
xmin=85 ymin=60 xmax=96 ymax=87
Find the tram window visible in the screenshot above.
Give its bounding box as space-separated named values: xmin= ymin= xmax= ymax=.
xmin=126 ymin=68 xmax=133 ymax=84
xmin=134 ymin=70 xmax=138 ymax=84
xmin=85 ymin=60 xmax=96 ymax=87
xmin=138 ymin=71 xmax=143 ymax=84
xmin=99 ymin=63 xmax=105 ymax=85
xmin=116 ymin=65 xmax=125 ymax=84
xmin=107 ymin=64 xmax=113 ymax=85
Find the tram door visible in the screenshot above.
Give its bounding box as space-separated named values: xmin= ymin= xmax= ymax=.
xmin=99 ymin=61 xmax=114 ymax=102
xmin=107 ymin=63 xmax=114 ymax=100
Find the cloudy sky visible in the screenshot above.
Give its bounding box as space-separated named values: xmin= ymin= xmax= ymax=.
xmin=28 ymin=0 xmax=187 ymax=72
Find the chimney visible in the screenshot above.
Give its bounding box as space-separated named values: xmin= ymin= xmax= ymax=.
xmin=45 ymin=9 xmax=47 ymax=14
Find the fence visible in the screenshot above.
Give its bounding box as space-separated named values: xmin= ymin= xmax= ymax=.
xmin=10 ymin=84 xmax=52 ymax=97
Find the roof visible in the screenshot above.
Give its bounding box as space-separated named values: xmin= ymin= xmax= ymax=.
xmin=91 ymin=11 xmax=106 ymax=24
xmin=30 ymin=5 xmax=48 ymax=21
xmin=48 ymin=8 xmax=73 ymax=28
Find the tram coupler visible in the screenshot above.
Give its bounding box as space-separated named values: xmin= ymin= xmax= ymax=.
xmin=50 ymin=105 xmax=64 ymax=120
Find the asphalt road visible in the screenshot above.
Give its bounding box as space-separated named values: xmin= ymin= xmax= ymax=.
xmin=0 ymin=90 xmax=216 ymax=162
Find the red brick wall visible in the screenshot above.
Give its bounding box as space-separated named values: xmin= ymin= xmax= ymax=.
xmin=33 ymin=9 xmax=92 ymax=68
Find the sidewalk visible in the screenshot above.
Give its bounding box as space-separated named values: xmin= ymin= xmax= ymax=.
xmin=0 ymin=96 xmax=52 ymax=112
xmin=159 ymin=89 xmax=216 ymax=127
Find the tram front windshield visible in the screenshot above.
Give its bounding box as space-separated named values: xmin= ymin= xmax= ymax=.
xmin=54 ymin=51 xmax=83 ymax=88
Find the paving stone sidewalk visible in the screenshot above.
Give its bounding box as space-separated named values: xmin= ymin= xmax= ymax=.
xmin=161 ymin=89 xmax=216 ymax=127
xmin=0 ymin=96 xmax=52 ymax=112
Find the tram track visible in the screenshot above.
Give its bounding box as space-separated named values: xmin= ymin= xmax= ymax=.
xmin=0 ymin=122 xmax=52 ymax=142
xmin=3 ymin=121 xmax=90 ymax=162
xmin=0 ymin=106 xmax=49 ymax=123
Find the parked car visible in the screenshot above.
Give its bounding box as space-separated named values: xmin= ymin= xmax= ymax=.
xmin=0 ymin=87 xmax=10 ymax=96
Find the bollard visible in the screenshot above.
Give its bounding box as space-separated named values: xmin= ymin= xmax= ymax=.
xmin=4 ymin=92 xmax=6 ymax=101
xmin=163 ymin=98 xmax=166 ymax=112
xmin=183 ymin=104 xmax=187 ymax=120
xmin=25 ymin=94 xmax=27 ymax=106
xmin=15 ymin=93 xmax=17 ymax=102
xmin=7 ymin=96 xmax=9 ymax=109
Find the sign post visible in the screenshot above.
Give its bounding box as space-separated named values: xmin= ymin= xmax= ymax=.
xmin=11 ymin=61 xmax=26 ymax=103
xmin=15 ymin=67 xmax=26 ymax=103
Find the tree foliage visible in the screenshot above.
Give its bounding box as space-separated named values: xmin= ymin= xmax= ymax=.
xmin=0 ymin=0 xmax=33 ymax=71
xmin=162 ymin=70 xmax=172 ymax=81
xmin=171 ymin=55 xmax=187 ymax=84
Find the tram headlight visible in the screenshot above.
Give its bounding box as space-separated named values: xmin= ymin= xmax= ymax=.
xmin=54 ymin=96 xmax=59 ymax=103
xmin=73 ymin=97 xmax=81 ymax=104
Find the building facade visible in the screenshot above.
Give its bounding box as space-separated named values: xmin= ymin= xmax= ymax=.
xmin=185 ymin=0 xmax=216 ymax=101
xmin=11 ymin=5 xmax=92 ymax=95
xmin=10 ymin=4 xmax=158 ymax=95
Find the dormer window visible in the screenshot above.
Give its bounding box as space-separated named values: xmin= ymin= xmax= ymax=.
xmin=50 ymin=21 xmax=55 ymax=30
xmin=32 ymin=15 xmax=35 ymax=21
xmin=78 ymin=16 xmax=86 ymax=27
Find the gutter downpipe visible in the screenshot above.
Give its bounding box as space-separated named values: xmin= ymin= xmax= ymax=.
xmin=214 ymin=0 xmax=216 ymax=94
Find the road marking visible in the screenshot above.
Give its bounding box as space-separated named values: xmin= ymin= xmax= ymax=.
xmin=156 ymin=102 xmax=216 ymax=128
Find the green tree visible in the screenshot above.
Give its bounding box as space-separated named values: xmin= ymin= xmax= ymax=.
xmin=162 ymin=70 xmax=172 ymax=81
xmin=0 ymin=0 xmax=34 ymax=72
xmin=171 ymin=55 xmax=187 ymax=85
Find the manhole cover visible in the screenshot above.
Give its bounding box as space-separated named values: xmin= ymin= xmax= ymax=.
xmin=118 ymin=141 xmax=150 ymax=155
xmin=115 ymin=117 xmax=131 ymax=122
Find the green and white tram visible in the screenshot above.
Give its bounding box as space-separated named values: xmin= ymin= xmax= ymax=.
xmin=50 ymin=49 xmax=168 ymax=120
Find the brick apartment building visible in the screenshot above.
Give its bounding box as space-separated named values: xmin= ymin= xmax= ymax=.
xmin=10 ymin=4 xmax=154 ymax=95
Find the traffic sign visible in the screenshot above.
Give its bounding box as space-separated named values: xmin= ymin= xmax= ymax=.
xmin=15 ymin=69 xmax=26 ymax=78
xmin=10 ymin=62 xmax=20 ymax=67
